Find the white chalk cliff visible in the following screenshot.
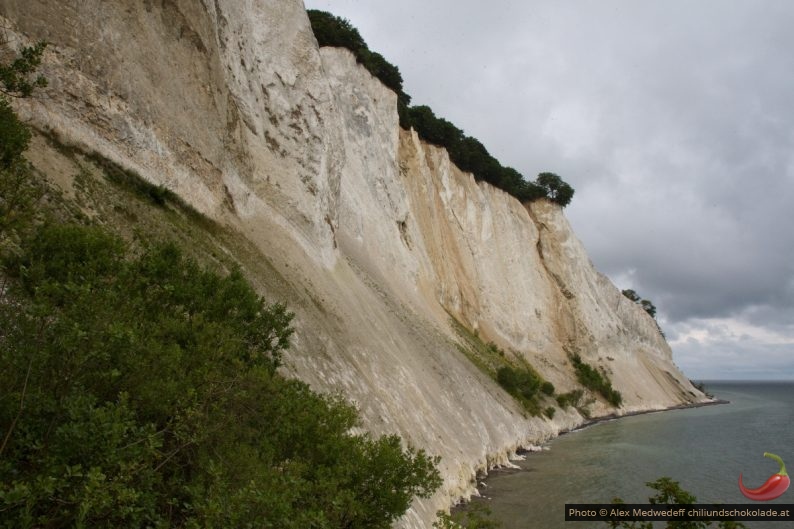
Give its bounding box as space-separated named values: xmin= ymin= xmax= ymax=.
xmin=1 ymin=1 xmax=707 ymax=526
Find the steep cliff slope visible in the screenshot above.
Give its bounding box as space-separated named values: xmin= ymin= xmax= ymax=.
xmin=1 ymin=1 xmax=706 ymax=526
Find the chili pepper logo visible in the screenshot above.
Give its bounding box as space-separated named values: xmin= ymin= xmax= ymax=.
xmin=738 ymin=452 xmax=790 ymax=501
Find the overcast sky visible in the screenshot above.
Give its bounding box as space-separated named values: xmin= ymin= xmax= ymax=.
xmin=304 ymin=0 xmax=794 ymax=380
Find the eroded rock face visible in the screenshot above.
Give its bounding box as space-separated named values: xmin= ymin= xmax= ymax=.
xmin=1 ymin=1 xmax=705 ymax=526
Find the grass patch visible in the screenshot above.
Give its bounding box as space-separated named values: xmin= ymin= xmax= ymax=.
xmin=569 ymin=352 xmax=622 ymax=407
xmin=448 ymin=316 xmax=555 ymax=417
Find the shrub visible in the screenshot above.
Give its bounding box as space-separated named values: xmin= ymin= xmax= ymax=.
xmin=0 ymin=223 xmax=441 ymax=528
xmin=495 ymin=364 xmax=556 ymax=417
xmin=556 ymin=389 xmax=584 ymax=409
xmin=0 ymin=98 xmax=31 ymax=170
xmin=307 ymin=10 xmax=409 ymax=104
xmin=434 ymin=502 xmax=502 ymax=529
xmin=1 ymin=42 xmax=47 ymax=240
xmin=536 ymin=172 xmax=574 ymax=207
xmin=544 ymin=406 xmax=556 ymax=419
xmin=610 ymin=478 xmax=746 ymax=529
xmin=622 ymin=288 xmax=658 ymax=319
xmin=569 ymin=353 xmax=623 ymax=407
xmin=497 ymin=366 xmax=541 ymax=400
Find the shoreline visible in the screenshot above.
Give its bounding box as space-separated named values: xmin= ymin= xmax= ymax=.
xmin=450 ymin=398 xmax=732 ymax=514
xmin=482 ymin=398 xmax=730 ymax=482
xmin=555 ymin=397 xmax=730 ymax=437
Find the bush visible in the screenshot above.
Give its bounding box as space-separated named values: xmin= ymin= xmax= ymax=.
xmin=569 ymin=353 xmax=622 ymax=407
xmin=0 ymin=98 xmax=31 ymax=170
xmin=622 ymin=289 xmax=658 ymax=319
xmin=536 ymin=172 xmax=574 ymax=208
xmin=497 ymin=366 xmax=541 ymax=400
xmin=434 ymin=502 xmax=502 ymax=529
xmin=556 ymin=389 xmax=584 ymax=409
xmin=1 ymin=43 xmax=47 ymax=255
xmin=544 ymin=406 xmax=556 ymax=419
xmin=0 ymin=223 xmax=441 ymax=528
xmin=610 ymin=478 xmax=746 ymax=529
xmin=495 ymin=364 xmax=556 ymax=417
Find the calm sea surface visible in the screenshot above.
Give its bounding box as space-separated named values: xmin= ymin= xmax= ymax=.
xmin=476 ymin=382 xmax=794 ymax=529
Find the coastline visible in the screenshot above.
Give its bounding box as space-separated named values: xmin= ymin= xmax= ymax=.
xmin=557 ymin=398 xmax=730 ymax=436
xmin=471 ymin=398 xmax=731 ymax=489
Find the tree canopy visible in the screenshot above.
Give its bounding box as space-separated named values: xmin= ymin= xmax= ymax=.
xmin=622 ymin=289 xmax=658 ymax=319
xmin=308 ymin=10 xmax=410 ymax=104
xmin=0 ymin=226 xmax=441 ymax=528
xmin=307 ymin=10 xmax=576 ymax=207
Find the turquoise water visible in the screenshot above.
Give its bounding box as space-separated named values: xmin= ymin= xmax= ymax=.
xmin=477 ymin=382 xmax=794 ymax=529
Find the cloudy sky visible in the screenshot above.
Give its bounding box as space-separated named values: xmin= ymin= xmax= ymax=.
xmin=304 ymin=0 xmax=794 ymax=380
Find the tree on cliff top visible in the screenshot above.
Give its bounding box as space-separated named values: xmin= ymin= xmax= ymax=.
xmin=308 ymin=9 xmax=409 ymax=104
xmin=308 ymin=10 xmax=577 ymax=209
xmin=622 ymin=289 xmax=658 ymax=319
xmin=536 ymin=172 xmax=575 ymax=208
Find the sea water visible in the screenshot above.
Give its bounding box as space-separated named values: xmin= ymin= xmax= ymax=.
xmin=477 ymin=382 xmax=794 ymax=529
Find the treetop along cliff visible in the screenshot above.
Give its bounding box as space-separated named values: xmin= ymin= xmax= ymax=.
xmin=308 ymin=9 xmax=574 ymax=207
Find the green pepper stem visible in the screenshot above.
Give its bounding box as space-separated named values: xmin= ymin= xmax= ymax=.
xmin=764 ymin=452 xmax=788 ymax=477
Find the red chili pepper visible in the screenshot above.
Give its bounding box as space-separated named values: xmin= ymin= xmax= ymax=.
xmin=739 ymin=452 xmax=790 ymax=501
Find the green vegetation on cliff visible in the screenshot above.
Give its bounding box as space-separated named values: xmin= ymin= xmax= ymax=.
xmin=448 ymin=318 xmax=557 ymax=417
xmin=308 ymin=9 xmax=575 ymax=208
xmin=0 ymin=45 xmax=441 ymax=529
xmin=622 ymin=288 xmax=657 ymax=319
xmin=569 ymin=353 xmax=622 ymax=407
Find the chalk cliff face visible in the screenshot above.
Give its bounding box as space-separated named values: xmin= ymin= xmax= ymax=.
xmin=2 ymin=1 xmax=705 ymax=526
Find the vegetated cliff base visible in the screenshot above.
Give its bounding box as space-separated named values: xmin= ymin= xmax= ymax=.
xmin=1 ymin=1 xmax=707 ymax=526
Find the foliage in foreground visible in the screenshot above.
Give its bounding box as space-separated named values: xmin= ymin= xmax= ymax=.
xmin=434 ymin=502 xmax=502 ymax=529
xmin=610 ymin=478 xmax=746 ymax=529
xmin=307 ymin=9 xmax=575 ymax=208
xmin=0 ymin=224 xmax=441 ymax=528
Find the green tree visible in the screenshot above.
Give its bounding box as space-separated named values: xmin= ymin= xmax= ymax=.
xmin=1 ymin=42 xmax=47 ymax=251
xmin=609 ymin=478 xmax=746 ymax=529
xmin=307 ymin=10 xmax=409 ymax=103
xmin=0 ymin=97 xmax=30 ymax=170
xmin=622 ymin=289 xmax=641 ymax=303
xmin=0 ymin=41 xmax=47 ymax=98
xmin=0 ymin=40 xmax=46 ymax=167
xmin=1 ymin=223 xmax=441 ymax=528
xmin=536 ymin=172 xmax=575 ymax=207
xmin=640 ymin=299 xmax=657 ymax=318
xmin=308 ymin=10 xmax=578 ymax=208
xmin=434 ymin=502 xmax=502 ymax=529
xmin=622 ymin=289 xmax=658 ymax=319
